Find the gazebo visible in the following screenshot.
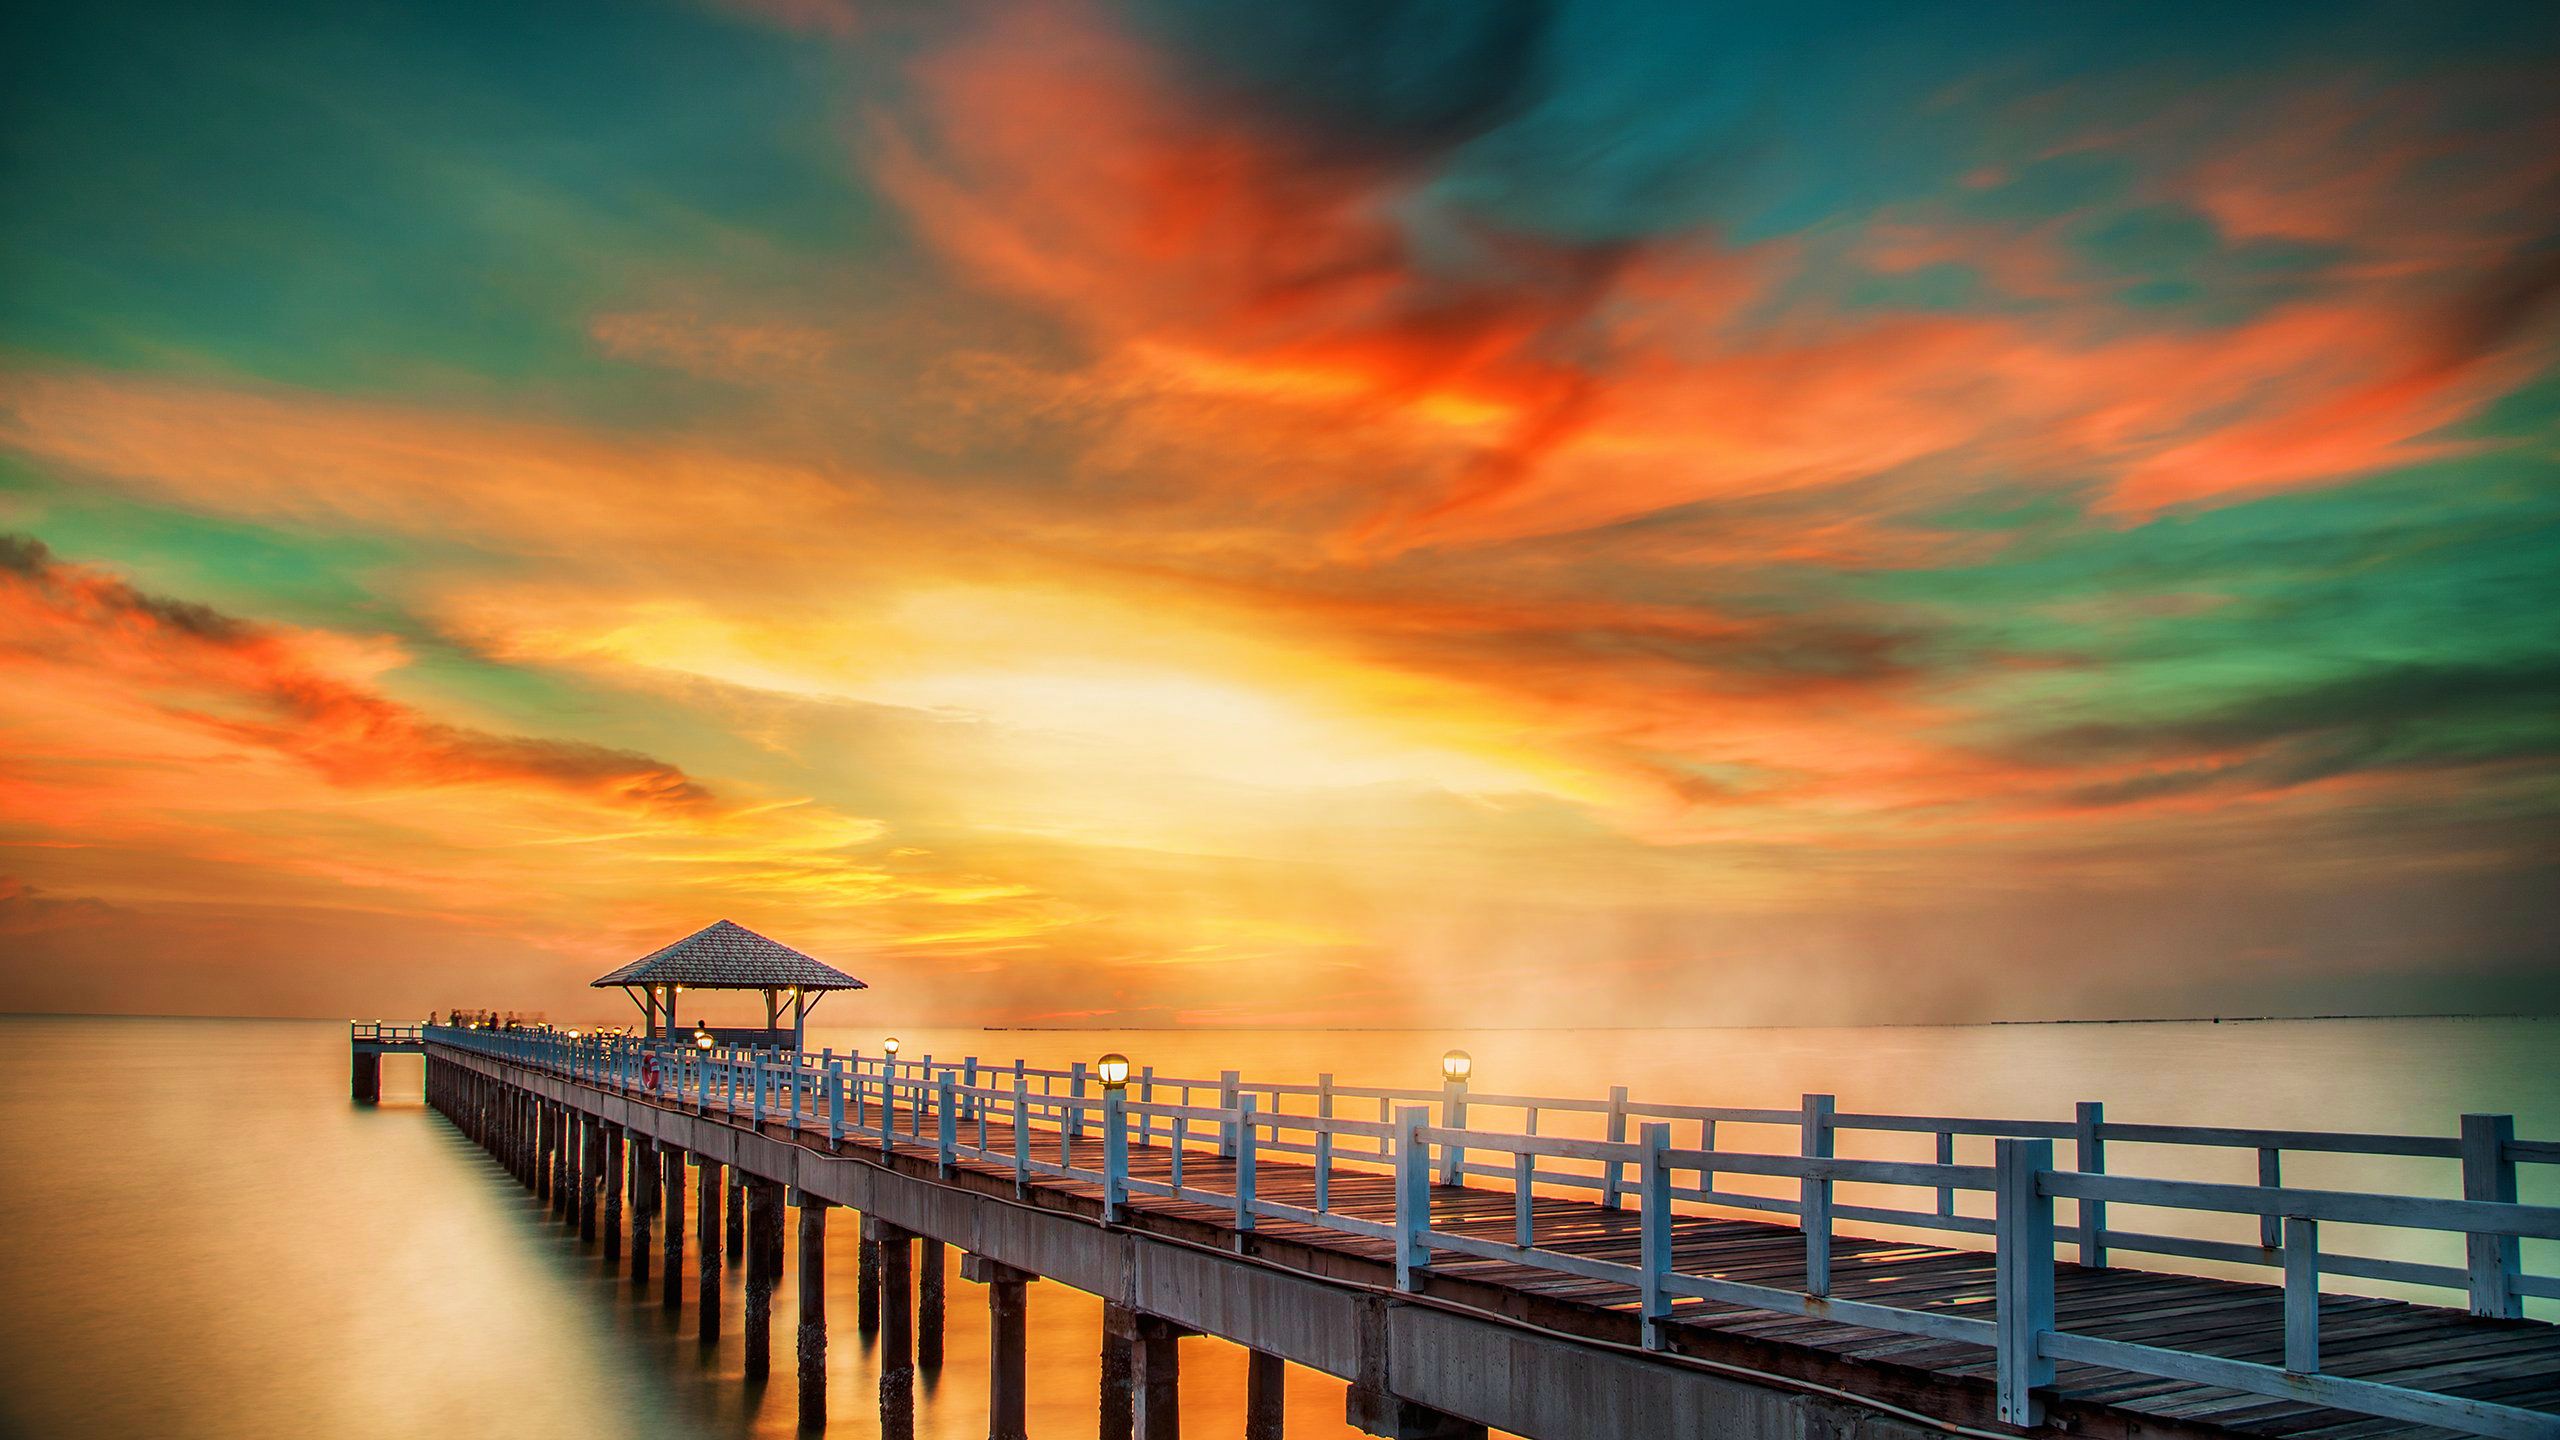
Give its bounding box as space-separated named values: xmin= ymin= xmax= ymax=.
xmin=592 ymin=919 xmax=866 ymax=1052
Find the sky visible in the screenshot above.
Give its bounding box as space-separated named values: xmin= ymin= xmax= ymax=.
xmin=1 ymin=0 xmax=2556 ymax=1028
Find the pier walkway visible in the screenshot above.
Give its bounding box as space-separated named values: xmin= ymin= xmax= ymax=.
xmin=409 ymin=1027 xmax=2560 ymax=1440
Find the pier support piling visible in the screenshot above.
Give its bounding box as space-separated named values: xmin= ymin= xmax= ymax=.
xmin=661 ymin=1144 xmax=686 ymax=1311
xmin=963 ymin=1254 xmax=1033 ymax=1440
xmin=727 ymin=1169 xmax=744 ymax=1262
xmin=1100 ymin=1302 xmax=1136 ymax=1440
xmin=858 ymin=1212 xmax=881 ymax=1336
xmin=1246 ymin=1351 xmax=1285 ymax=1440
xmin=350 ymin=1050 xmax=380 ymax=1102
xmin=577 ymin=1119 xmax=598 ymax=1241
xmin=879 ymin=1221 xmax=915 ymax=1409
xmin=744 ymin=1177 xmax=784 ymax=1381
xmin=554 ymin=1105 xmax=572 ymax=1218
xmin=917 ymin=1236 xmax=945 ymax=1369
xmin=602 ymin=1123 xmax=624 ymax=1263
xmin=797 ymin=1194 xmax=830 ymax=1431
xmin=697 ymin=1158 xmax=723 ymax=1343
xmin=1126 ymin=1311 xmax=1193 ymax=1440
xmin=631 ymin=1136 xmax=655 ymax=1289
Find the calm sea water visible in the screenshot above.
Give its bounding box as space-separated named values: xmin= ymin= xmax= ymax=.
xmin=1 ymin=1014 xmax=2551 ymax=1439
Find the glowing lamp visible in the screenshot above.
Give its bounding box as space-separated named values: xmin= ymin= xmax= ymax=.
xmin=884 ymin=1036 xmax=902 ymax=1057
xmin=695 ymin=1030 xmax=715 ymax=1050
xmin=567 ymin=1029 xmax=581 ymax=1040
xmin=1097 ymin=1053 xmax=1132 ymax=1090
xmin=1441 ymin=1049 xmax=1473 ymax=1084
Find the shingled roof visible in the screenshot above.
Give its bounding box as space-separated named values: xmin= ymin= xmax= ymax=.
xmin=590 ymin=920 xmax=867 ymax=991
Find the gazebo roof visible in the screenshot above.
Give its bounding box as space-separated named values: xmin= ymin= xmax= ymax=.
xmin=590 ymin=920 xmax=868 ymax=992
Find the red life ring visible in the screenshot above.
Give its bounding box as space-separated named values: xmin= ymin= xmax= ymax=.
xmin=641 ymin=1054 xmax=662 ymax=1089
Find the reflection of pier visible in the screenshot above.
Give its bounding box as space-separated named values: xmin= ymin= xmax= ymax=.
xmin=401 ymin=1024 xmax=2560 ymax=1439
xmin=347 ymin=1021 xmax=423 ymax=1101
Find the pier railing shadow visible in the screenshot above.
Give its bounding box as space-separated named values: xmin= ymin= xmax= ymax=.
xmin=422 ymin=1024 xmax=2560 ymax=1438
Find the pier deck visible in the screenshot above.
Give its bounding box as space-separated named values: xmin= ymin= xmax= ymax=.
xmin=811 ymin=1097 xmax=2560 ymax=1438
xmin=412 ymin=1030 xmax=2560 ymax=1440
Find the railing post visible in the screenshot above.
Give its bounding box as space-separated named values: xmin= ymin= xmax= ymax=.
xmin=1219 ymin=1070 xmax=1241 ymax=1157
xmin=936 ymin=1072 xmax=957 ymax=1174
xmin=1012 ymin=1070 xmax=1031 ymax=1193
xmin=752 ymin=1057 xmax=765 ymax=1126
xmin=827 ymin=1064 xmax=845 ymax=1148
xmin=1067 ymin=1061 xmax=1087 ymax=1140
xmin=963 ymin=1055 xmax=979 ymax=1120
xmin=1801 ymin=1093 xmax=1835 ymax=1297
xmin=790 ymin=1055 xmax=805 ymax=1130
xmin=1314 ymin=1072 xmax=1335 ymax=1214
xmin=1438 ymin=1075 xmax=1470 ymax=1186
xmin=1601 ymin=1085 xmax=1630 ymax=1209
xmin=2461 ymin=1113 xmax=2522 ymax=1318
xmin=1994 ymin=1137 xmax=2056 ymax=1428
xmin=1639 ymin=1122 xmax=1671 ymax=1350
xmin=2075 ymin=1101 xmax=2107 ymax=1267
xmin=1394 ymin=1105 xmax=1430 ymax=1290
xmin=1103 ymin=1085 xmax=1129 ymax=1222
xmin=2257 ymin=1147 xmax=2283 ymax=1249
xmin=2284 ymin=1215 xmax=2320 ymax=1374
xmin=1236 ymin=1094 xmax=1258 ymax=1233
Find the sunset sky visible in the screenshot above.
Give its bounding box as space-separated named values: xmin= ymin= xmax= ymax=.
xmin=3 ymin=0 xmax=2556 ymax=1027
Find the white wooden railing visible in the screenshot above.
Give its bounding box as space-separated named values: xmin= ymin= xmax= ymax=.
xmin=427 ymin=1026 xmax=2560 ymax=1438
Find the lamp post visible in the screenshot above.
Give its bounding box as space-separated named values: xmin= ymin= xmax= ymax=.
xmin=1099 ymin=1053 xmax=1131 ymax=1220
xmin=1440 ymin=1050 xmax=1472 ymax=1184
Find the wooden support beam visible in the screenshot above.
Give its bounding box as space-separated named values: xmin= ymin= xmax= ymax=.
xmin=917 ymin=1237 xmax=946 ymax=1370
xmin=1246 ymin=1351 xmax=1285 ymax=1440
xmin=1345 ymin=1389 xmax=1485 ymax=1440
xmin=798 ymin=1194 xmax=830 ymax=1431
xmin=696 ymin=1158 xmax=723 ymax=1344
xmin=726 ymin=1168 xmax=745 ymax=1262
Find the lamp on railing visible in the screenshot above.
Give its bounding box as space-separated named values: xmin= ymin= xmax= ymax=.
xmin=1097 ymin=1053 xmax=1132 ymax=1090
xmin=695 ymin=1029 xmax=714 ymax=1050
xmin=884 ymin=1036 xmax=901 ymax=1059
xmin=1439 ymin=1050 xmax=1473 ymax=1184
xmin=567 ymin=1029 xmax=581 ymax=1040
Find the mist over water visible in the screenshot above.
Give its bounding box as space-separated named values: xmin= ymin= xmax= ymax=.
xmin=1 ymin=1014 xmax=2551 ymax=1439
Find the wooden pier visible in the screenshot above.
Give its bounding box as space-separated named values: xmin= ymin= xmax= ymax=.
xmin=399 ymin=1026 xmax=2560 ymax=1440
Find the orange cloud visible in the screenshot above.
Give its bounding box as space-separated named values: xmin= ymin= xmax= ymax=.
xmin=0 ymin=535 xmax=712 ymax=812
xmin=854 ymin=5 xmax=2560 ymax=546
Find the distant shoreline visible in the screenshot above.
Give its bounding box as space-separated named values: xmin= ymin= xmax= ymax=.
xmin=982 ymin=1011 xmax=2555 ymax=1032
xmin=5 ymin=1009 xmax=2551 ymax=1031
